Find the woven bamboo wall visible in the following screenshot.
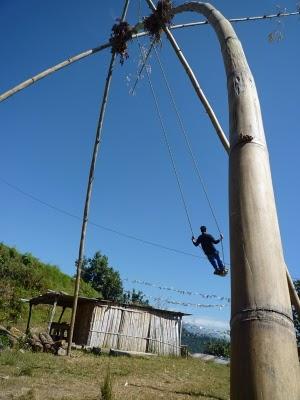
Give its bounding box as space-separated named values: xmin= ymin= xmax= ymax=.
xmin=87 ymin=305 xmax=181 ymax=356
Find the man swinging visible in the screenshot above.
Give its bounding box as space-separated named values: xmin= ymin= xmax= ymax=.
xmin=192 ymin=226 xmax=227 ymax=276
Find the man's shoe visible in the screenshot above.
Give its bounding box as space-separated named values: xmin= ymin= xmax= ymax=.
xmin=214 ymin=268 xmax=228 ymax=276
xmin=219 ymin=268 xmax=228 ymax=276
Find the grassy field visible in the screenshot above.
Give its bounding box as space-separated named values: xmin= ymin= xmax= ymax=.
xmin=0 ymin=350 xmax=229 ymax=400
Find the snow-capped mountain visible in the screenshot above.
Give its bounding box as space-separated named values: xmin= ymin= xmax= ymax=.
xmin=183 ymin=320 xmax=230 ymax=340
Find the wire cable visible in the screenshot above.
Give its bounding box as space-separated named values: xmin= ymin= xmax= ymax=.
xmin=0 ymin=176 xmax=206 ymax=260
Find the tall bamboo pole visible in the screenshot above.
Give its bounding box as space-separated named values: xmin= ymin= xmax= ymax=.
xmin=66 ymin=0 xmax=130 ymax=356
xmin=0 ymin=43 xmax=110 ymax=103
xmin=146 ymin=1 xmax=299 ymax=398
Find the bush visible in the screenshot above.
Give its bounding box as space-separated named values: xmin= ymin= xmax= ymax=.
xmin=100 ymin=366 xmax=113 ymax=400
xmin=0 ymin=332 xmax=12 ymax=349
xmin=205 ymin=338 xmax=230 ymax=358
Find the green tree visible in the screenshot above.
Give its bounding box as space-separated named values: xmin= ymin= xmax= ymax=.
xmin=293 ymin=280 xmax=300 ymax=345
xmin=205 ymin=338 xmax=230 ymax=358
xmin=81 ymin=252 xmax=123 ymax=301
xmin=122 ymin=289 xmax=149 ymax=306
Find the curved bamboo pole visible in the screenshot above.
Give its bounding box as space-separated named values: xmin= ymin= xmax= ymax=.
xmin=146 ymin=1 xmax=299 ymax=399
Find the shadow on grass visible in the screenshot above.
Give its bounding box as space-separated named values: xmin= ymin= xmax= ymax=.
xmin=129 ymin=383 xmax=227 ymax=400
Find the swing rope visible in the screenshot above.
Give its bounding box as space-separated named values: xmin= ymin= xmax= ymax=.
xmin=153 ymin=46 xmax=221 ymax=233
xmin=137 ymin=39 xmax=194 ymax=236
xmin=152 ymin=44 xmax=225 ymax=264
xmin=136 ymin=0 xmax=225 ymax=264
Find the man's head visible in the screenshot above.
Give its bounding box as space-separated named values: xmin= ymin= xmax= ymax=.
xmin=200 ymin=225 xmax=207 ymax=233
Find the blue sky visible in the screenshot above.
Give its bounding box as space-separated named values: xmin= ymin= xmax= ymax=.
xmin=0 ymin=1 xmax=299 ymax=330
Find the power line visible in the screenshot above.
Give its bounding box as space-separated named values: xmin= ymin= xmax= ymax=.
xmin=0 ymin=176 xmax=205 ymax=260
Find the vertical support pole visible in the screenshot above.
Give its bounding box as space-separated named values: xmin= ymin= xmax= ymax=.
xmin=47 ymin=299 xmax=58 ymax=334
xmin=26 ymin=303 xmax=33 ymax=334
xmin=58 ymin=307 xmax=66 ymax=324
xmin=67 ymin=0 xmax=131 ymax=357
xmin=179 ymin=316 xmax=183 ymax=357
xmin=178 ymin=317 xmax=182 ymax=344
xmin=145 ymin=316 xmax=151 ymax=353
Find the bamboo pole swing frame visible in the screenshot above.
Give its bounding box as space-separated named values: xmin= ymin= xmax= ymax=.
xmin=1 ymin=9 xmax=299 ymax=103
xmin=1 ymin=0 xmax=299 ymax=374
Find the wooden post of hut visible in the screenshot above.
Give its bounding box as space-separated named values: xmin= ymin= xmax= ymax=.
xmin=47 ymin=297 xmax=58 ymax=334
xmin=26 ymin=303 xmax=33 ymax=334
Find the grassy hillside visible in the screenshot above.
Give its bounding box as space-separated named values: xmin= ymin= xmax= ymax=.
xmin=0 ymin=350 xmax=230 ymax=400
xmin=0 ymin=243 xmax=98 ymax=328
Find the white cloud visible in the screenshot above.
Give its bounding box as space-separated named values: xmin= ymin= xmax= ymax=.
xmin=184 ymin=315 xmax=229 ymax=331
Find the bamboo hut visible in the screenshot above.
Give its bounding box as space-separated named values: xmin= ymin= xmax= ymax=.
xmin=27 ymin=291 xmax=189 ymax=356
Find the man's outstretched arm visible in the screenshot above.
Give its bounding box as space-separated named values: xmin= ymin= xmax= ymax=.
xmin=212 ymin=233 xmax=223 ymax=244
xmin=192 ymin=236 xmax=201 ymax=247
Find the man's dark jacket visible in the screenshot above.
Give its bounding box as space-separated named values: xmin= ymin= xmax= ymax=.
xmin=193 ymin=233 xmax=220 ymax=255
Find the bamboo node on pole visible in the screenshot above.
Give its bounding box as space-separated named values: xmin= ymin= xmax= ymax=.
xmin=144 ymin=0 xmax=174 ymax=42
xmin=110 ymin=21 xmax=137 ymax=64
